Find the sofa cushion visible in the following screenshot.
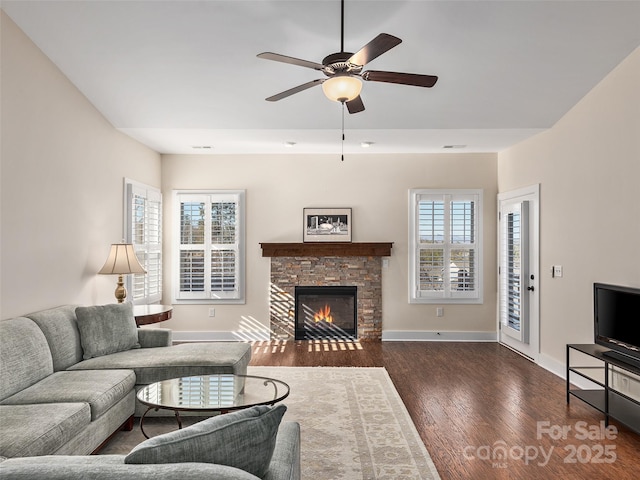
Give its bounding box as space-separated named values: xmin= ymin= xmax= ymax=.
xmin=68 ymin=342 xmax=252 ymax=385
xmin=137 ymin=328 xmax=173 ymax=348
xmin=0 ymin=318 xmax=54 ymax=401
xmin=25 ymin=305 xmax=83 ymax=371
xmin=0 ymin=403 xmax=91 ymax=458
xmin=75 ymin=303 xmax=140 ymax=360
xmin=0 ymin=370 xmax=135 ymax=421
xmin=125 ymin=404 xmax=287 ymax=479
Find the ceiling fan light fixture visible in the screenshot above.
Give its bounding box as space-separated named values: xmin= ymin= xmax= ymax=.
xmin=322 ymin=75 xmax=362 ymax=103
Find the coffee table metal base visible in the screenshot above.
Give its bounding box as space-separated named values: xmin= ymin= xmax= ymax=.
xmin=139 ymin=405 xmax=242 ymax=439
xmin=140 ymin=407 xmax=182 ymax=439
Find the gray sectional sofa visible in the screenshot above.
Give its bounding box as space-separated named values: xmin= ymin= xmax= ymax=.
xmin=0 ymin=303 xmax=253 ymax=458
xmin=0 ymin=405 xmax=301 ymax=480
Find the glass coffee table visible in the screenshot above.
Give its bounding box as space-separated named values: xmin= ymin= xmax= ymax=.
xmin=136 ymin=374 xmax=290 ymax=438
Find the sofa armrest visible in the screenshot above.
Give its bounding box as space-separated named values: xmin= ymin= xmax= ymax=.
xmin=137 ymin=328 xmax=172 ymax=348
xmin=264 ymin=422 xmax=301 ymax=480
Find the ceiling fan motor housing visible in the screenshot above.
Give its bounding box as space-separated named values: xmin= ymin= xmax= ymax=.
xmin=322 ymin=52 xmax=363 ymax=77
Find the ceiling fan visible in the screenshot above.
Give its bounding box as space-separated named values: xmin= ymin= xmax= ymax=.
xmin=257 ymin=0 xmax=438 ymax=114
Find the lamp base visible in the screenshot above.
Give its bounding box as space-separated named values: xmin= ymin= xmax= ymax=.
xmin=114 ymin=274 xmax=127 ymax=303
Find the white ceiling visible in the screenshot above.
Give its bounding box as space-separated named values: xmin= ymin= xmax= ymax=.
xmin=3 ymin=0 xmax=639 ymax=155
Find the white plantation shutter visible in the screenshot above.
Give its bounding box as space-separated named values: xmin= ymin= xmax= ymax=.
xmin=177 ymin=196 xmax=207 ymax=298
xmin=409 ymin=189 xmax=483 ymax=304
xmin=210 ymin=200 xmax=238 ymax=294
xmin=173 ymin=191 xmax=245 ymax=303
xmin=125 ymin=180 xmax=162 ymax=304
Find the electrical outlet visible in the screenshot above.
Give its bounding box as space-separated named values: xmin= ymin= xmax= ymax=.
xmin=208 ymin=308 xmax=216 ymax=317
xmin=436 ymin=307 xmax=444 ymax=317
xmin=382 ymin=258 xmax=389 ymax=268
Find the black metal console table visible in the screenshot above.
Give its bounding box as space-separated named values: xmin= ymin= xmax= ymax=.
xmin=566 ymin=343 xmax=640 ymax=434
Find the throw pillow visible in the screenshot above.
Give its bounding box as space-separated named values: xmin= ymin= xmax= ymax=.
xmin=75 ymin=303 xmax=140 ymax=360
xmin=125 ymin=404 xmax=287 ymax=478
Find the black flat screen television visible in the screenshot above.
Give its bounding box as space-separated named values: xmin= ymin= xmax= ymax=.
xmin=594 ymin=283 xmax=640 ymax=369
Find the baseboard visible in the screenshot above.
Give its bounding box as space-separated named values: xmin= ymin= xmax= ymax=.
xmin=172 ymin=330 xmax=497 ymax=343
xmin=381 ymin=330 xmax=497 ymax=342
xmin=538 ymin=352 xmax=566 ymax=379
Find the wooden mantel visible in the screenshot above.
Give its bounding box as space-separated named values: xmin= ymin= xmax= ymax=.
xmin=260 ymin=242 xmax=392 ymax=257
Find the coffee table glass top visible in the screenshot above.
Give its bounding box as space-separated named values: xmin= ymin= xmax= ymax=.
xmin=137 ymin=374 xmax=290 ymax=412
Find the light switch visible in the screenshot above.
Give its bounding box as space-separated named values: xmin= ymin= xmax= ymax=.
xmin=552 ymin=265 xmax=563 ymax=278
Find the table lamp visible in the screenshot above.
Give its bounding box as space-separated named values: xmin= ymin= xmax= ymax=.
xmin=98 ymin=243 xmax=146 ymax=303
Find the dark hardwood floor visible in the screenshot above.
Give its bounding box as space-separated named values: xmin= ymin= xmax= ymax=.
xmin=250 ymin=340 xmax=640 ymax=479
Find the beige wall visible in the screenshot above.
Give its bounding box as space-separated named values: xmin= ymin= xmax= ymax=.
xmin=498 ymin=47 xmax=640 ymax=369
xmin=161 ymin=153 xmax=498 ymax=339
xmin=0 ymin=12 xmax=162 ymax=318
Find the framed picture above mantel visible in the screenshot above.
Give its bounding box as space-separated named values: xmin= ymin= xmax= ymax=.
xmin=303 ymin=208 xmax=352 ymax=243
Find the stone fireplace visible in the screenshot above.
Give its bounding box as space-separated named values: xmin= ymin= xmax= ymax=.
xmin=261 ymin=242 xmax=392 ymax=341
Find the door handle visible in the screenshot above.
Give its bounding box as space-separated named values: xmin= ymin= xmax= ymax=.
xmin=527 ymin=286 xmax=535 ymax=292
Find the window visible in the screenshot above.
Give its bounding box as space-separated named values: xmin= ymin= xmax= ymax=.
xmin=124 ymin=180 xmax=162 ymax=304
xmin=173 ymin=190 xmax=245 ymax=303
xmin=409 ymin=189 xmax=483 ymax=304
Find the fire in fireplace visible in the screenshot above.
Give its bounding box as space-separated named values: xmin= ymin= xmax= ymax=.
xmin=294 ymin=286 xmax=357 ymax=340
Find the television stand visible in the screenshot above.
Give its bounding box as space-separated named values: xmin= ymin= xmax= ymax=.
xmin=567 ymin=344 xmax=640 ymax=434
xmin=602 ymin=349 xmax=640 ymax=370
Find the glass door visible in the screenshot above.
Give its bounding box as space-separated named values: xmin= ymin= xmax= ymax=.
xmin=498 ymin=185 xmax=539 ymax=361
xmin=500 ymin=200 xmax=529 ymax=343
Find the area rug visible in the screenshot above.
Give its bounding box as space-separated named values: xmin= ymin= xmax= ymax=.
xmin=100 ymin=366 xmax=440 ymax=480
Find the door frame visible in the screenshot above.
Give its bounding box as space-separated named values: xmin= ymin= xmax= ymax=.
xmin=497 ymin=184 xmax=540 ymax=362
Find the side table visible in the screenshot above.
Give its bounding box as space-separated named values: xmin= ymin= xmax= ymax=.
xmin=133 ymin=304 xmax=172 ymax=326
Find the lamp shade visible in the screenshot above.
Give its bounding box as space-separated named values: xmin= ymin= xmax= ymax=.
xmin=322 ymin=75 xmax=363 ymax=103
xmin=98 ymin=243 xmax=146 ymax=275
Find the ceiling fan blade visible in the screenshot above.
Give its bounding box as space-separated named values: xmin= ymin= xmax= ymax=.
xmin=265 ymin=79 xmax=324 ymax=102
xmin=362 ymin=70 xmax=438 ymax=88
xmin=257 ymin=52 xmax=325 ymax=71
xmin=348 ymin=33 xmax=402 ymax=66
xmin=346 ymin=96 xmax=365 ymax=114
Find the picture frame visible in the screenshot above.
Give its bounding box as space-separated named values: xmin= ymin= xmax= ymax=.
xmin=303 ymin=208 xmax=352 ymax=243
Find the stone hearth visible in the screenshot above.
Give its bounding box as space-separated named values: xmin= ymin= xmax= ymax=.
xmin=262 ymin=243 xmax=392 ymax=341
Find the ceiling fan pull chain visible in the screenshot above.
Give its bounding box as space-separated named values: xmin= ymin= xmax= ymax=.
xmin=341 ymin=103 xmax=345 ymax=161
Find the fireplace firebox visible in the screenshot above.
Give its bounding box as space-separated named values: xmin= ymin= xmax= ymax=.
xmin=295 ymin=286 xmax=357 ymax=340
